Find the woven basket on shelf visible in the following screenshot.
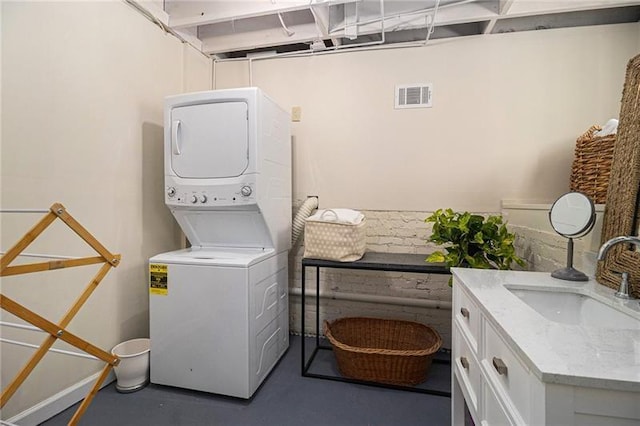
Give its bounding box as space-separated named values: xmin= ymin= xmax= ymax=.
xmin=323 ymin=317 xmax=442 ymax=386
xmin=569 ymin=125 xmax=616 ymax=204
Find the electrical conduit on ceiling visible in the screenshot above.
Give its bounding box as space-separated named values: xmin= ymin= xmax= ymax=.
xmin=245 ymin=0 xmax=386 ymax=86
xmin=214 ymin=0 xmax=445 ymax=87
xmin=330 ymin=0 xmax=461 ymax=33
xmin=125 ymin=0 xmax=444 ymax=87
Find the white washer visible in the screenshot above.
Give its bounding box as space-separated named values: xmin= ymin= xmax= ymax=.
xmin=149 ymin=88 xmax=291 ymax=398
xmin=149 ymin=248 xmax=288 ymax=398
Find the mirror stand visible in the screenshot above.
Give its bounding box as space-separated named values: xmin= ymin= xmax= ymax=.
xmin=552 ymin=237 xmax=589 ymax=281
xmin=549 ymin=191 xmax=595 ymax=282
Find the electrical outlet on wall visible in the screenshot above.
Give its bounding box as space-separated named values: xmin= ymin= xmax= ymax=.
xmin=291 ymin=106 xmax=302 ymax=122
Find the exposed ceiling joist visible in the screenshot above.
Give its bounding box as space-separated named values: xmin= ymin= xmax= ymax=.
xmin=483 ymin=0 xmax=515 ymax=33
xmin=201 ymin=20 xmax=321 ymax=55
xmin=159 ymin=0 xmax=640 ymax=58
xmin=333 ymin=1 xmax=497 ymax=35
xmin=309 ymin=4 xmax=342 ymax=45
xmin=167 ymin=0 xmax=359 ymax=29
xmin=509 ymin=0 xmax=639 ymax=15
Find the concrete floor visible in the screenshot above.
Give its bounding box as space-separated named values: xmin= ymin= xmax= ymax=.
xmin=41 ymin=335 xmax=451 ymax=426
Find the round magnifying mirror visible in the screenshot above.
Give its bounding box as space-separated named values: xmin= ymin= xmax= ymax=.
xmin=549 ymin=192 xmax=596 ymax=281
xmin=549 ymin=192 xmax=596 ymax=238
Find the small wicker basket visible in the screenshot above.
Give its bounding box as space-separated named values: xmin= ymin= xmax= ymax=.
xmin=323 ymin=317 xmax=442 ymax=386
xmin=569 ymin=125 xmax=616 ymax=204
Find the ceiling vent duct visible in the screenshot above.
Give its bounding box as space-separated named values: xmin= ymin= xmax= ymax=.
xmin=395 ymin=84 xmax=433 ymax=109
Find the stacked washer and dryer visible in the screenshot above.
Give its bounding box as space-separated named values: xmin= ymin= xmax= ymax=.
xmin=149 ymin=88 xmax=291 ymax=399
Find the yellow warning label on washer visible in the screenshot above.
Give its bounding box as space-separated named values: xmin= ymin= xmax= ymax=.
xmin=149 ymin=264 xmax=168 ymax=296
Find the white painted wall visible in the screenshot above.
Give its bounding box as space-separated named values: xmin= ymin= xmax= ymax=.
xmin=216 ymin=23 xmax=639 ymax=348
xmin=215 ymin=23 xmax=640 ymax=213
xmin=1 ymin=1 xmax=211 ymax=421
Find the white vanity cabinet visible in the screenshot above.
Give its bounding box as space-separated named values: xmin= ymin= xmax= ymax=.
xmin=452 ymin=280 xmax=528 ymax=425
xmin=451 ymin=269 xmax=640 ymax=426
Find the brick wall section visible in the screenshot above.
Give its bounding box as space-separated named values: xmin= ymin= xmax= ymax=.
xmin=510 ymin=223 xmax=596 ymax=275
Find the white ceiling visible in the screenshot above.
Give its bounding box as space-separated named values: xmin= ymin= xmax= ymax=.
xmin=159 ymin=0 xmax=640 ymax=57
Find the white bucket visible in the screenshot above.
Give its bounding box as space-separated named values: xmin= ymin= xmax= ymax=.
xmin=111 ymin=338 xmax=150 ymax=393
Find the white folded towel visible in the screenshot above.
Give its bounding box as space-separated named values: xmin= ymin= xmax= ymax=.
xmin=306 ymin=208 xmax=365 ymax=225
xmin=594 ymin=118 xmax=618 ymax=137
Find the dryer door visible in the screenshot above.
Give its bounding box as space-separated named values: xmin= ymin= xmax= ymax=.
xmin=170 ymin=102 xmax=249 ymax=178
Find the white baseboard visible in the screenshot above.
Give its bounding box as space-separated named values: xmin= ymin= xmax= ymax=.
xmin=6 ymin=371 xmax=115 ymax=426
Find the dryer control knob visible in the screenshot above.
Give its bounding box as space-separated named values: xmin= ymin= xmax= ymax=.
xmin=190 ymin=195 xmax=198 ymax=204
xmin=241 ymin=186 xmax=252 ymax=197
xmin=199 ymin=195 xmax=207 ymax=203
xmin=167 ymin=187 xmax=176 ymax=197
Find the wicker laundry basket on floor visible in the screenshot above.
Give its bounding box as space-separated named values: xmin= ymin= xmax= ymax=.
xmin=324 ymin=317 xmax=442 ymax=386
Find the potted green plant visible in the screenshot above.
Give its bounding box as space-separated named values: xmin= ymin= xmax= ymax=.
xmin=425 ymin=209 xmax=525 ymax=282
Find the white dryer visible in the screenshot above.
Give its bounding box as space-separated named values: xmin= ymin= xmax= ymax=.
xmin=149 ymin=88 xmax=291 ymax=399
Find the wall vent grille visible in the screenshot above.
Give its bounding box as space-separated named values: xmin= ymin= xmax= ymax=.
xmin=395 ymin=84 xmax=432 ymax=109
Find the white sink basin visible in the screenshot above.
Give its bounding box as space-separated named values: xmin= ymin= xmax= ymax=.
xmin=507 ymin=287 xmax=640 ymax=330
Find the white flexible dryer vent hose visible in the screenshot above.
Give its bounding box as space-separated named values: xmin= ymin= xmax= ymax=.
xmin=292 ymin=197 xmax=319 ymax=245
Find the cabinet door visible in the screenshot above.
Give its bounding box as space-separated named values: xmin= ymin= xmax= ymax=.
xmin=453 ymin=279 xmax=481 ymax=351
xmin=483 ymin=320 xmax=531 ymax=423
xmin=453 ymin=322 xmax=481 ymax=413
xmin=453 ymin=376 xmax=479 ymax=426
xmin=483 ymin=381 xmax=514 ymax=426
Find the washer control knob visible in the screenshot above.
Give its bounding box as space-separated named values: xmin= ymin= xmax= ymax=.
xmin=241 ymin=186 xmax=252 ymax=197
xmin=190 ymin=195 xmax=198 ymax=204
xmin=199 ymin=195 xmax=207 ymax=203
xmin=167 ymin=187 xmax=176 ymax=197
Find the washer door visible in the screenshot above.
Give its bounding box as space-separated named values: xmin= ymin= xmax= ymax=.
xmin=170 ymin=101 xmax=248 ymax=178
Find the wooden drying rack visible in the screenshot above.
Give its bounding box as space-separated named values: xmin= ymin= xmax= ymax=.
xmin=0 ymin=203 xmax=121 ymax=425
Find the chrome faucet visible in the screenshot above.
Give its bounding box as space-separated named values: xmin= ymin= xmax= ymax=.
xmin=597 ymin=235 xmax=640 ymax=299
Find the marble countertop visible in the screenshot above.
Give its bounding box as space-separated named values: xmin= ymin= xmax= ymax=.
xmin=452 ymin=268 xmax=640 ymax=392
